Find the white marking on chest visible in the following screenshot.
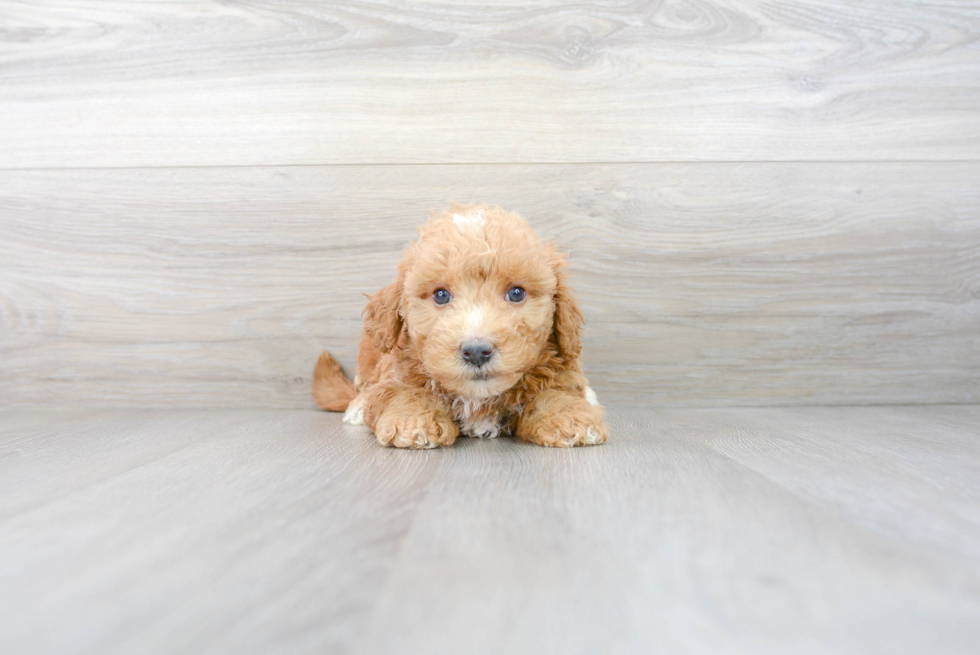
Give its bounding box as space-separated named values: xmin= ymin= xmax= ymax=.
xmin=451 ymin=395 xmax=502 ymax=438
xmin=461 ymin=415 xmax=502 ymax=439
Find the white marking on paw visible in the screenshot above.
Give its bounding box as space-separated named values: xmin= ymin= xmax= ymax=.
xmin=343 ymin=394 xmax=366 ymax=425
xmin=585 ymin=426 xmax=603 ymax=444
xmin=585 ymin=386 xmax=599 ymax=406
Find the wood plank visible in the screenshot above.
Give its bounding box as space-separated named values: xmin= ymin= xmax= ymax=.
xmin=359 ymin=405 xmax=980 ymax=654
xmin=0 ymin=408 xmax=222 ymax=519
xmin=700 ymin=406 xmax=980 ymax=558
xmin=1 ymin=0 xmax=979 ymax=167
xmin=1 ymin=407 xmax=978 ymax=654
xmin=0 ymin=409 xmax=445 ymax=655
xmin=1 ymin=162 xmax=977 ymax=407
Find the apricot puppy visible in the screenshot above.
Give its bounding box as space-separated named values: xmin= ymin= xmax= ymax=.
xmin=313 ymin=204 xmax=608 ymax=449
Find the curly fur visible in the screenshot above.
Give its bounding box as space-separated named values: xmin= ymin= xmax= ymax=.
xmin=313 ymin=204 xmax=608 ymax=449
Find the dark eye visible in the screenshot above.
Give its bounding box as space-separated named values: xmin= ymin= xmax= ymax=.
xmin=432 ymin=288 xmax=452 ymax=305
xmin=506 ymin=286 xmax=526 ymax=303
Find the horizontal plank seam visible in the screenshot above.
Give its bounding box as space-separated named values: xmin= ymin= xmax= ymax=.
xmin=2 ymin=160 xmax=980 ymax=172
xmin=2 ymin=402 xmax=978 ymax=411
xmin=599 ymin=401 xmax=980 ymax=410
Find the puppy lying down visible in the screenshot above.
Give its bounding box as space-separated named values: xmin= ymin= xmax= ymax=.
xmin=313 ymin=204 xmax=608 ymax=449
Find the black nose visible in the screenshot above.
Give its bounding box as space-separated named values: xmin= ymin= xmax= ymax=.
xmin=461 ymin=340 xmax=495 ymax=367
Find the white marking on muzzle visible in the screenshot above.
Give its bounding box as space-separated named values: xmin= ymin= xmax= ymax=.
xmin=464 ymin=305 xmax=485 ymax=333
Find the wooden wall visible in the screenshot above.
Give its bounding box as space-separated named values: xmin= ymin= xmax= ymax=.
xmin=1 ymin=1 xmax=978 ymax=407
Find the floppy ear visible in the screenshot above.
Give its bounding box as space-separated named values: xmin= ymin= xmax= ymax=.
xmin=551 ymin=254 xmax=584 ymax=361
xmin=363 ymin=280 xmax=404 ymax=353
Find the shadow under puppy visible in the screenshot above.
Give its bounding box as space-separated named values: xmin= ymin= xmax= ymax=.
xmin=313 ymin=204 xmax=608 ymax=449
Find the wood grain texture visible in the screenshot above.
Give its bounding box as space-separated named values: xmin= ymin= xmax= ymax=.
xmin=1 ymin=0 xmax=979 ymax=167
xmin=0 ymin=409 xmax=446 ymax=655
xmin=2 ymin=162 xmax=978 ymax=407
xmin=0 ymin=406 xmax=978 ymax=654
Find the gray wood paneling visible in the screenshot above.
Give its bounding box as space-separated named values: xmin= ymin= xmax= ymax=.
xmin=1 ymin=406 xmax=978 ymax=654
xmin=2 ymin=162 xmax=977 ymax=407
xmin=1 ymin=0 xmax=978 ymax=167
xmin=1 ymin=1 xmax=978 ymax=408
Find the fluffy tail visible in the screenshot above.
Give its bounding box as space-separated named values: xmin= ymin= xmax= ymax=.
xmin=312 ymin=351 xmax=356 ymax=412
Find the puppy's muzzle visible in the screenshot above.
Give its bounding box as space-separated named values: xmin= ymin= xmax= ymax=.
xmin=460 ymin=339 xmax=495 ymax=368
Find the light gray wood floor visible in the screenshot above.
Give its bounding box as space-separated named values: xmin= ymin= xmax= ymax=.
xmin=1 ymin=406 xmax=978 ymax=654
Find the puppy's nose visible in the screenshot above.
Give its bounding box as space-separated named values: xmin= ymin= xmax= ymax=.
xmin=461 ymin=339 xmax=495 ymax=368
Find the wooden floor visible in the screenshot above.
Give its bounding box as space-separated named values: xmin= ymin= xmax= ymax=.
xmin=1 ymin=406 xmax=978 ymax=654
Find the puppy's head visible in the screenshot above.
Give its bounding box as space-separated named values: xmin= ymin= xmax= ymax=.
xmin=364 ymin=204 xmax=582 ymax=398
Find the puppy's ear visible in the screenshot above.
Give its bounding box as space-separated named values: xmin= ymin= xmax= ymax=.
xmin=363 ymin=280 xmax=404 ymax=353
xmin=551 ymin=254 xmax=584 ymax=361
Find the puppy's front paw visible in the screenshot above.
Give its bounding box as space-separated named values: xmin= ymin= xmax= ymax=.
xmin=517 ymin=390 xmax=608 ymax=448
xmin=517 ymin=389 xmax=609 ymax=448
xmin=374 ymin=409 xmax=458 ymax=449
xmin=343 ymin=394 xmax=366 ymax=426
xmin=524 ymin=416 xmax=608 ymax=448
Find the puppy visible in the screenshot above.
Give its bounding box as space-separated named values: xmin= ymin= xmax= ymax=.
xmin=313 ymin=204 xmax=608 ymax=449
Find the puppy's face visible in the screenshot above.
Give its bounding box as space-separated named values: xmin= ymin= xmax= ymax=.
xmin=400 ymin=208 xmax=563 ymax=398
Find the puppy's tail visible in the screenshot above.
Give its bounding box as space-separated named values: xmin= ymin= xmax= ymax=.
xmin=312 ymin=351 xmax=356 ymax=412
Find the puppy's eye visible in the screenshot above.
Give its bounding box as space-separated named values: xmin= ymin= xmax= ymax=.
xmin=432 ymin=288 xmax=452 ymax=305
xmin=506 ymin=286 xmax=526 ymax=303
